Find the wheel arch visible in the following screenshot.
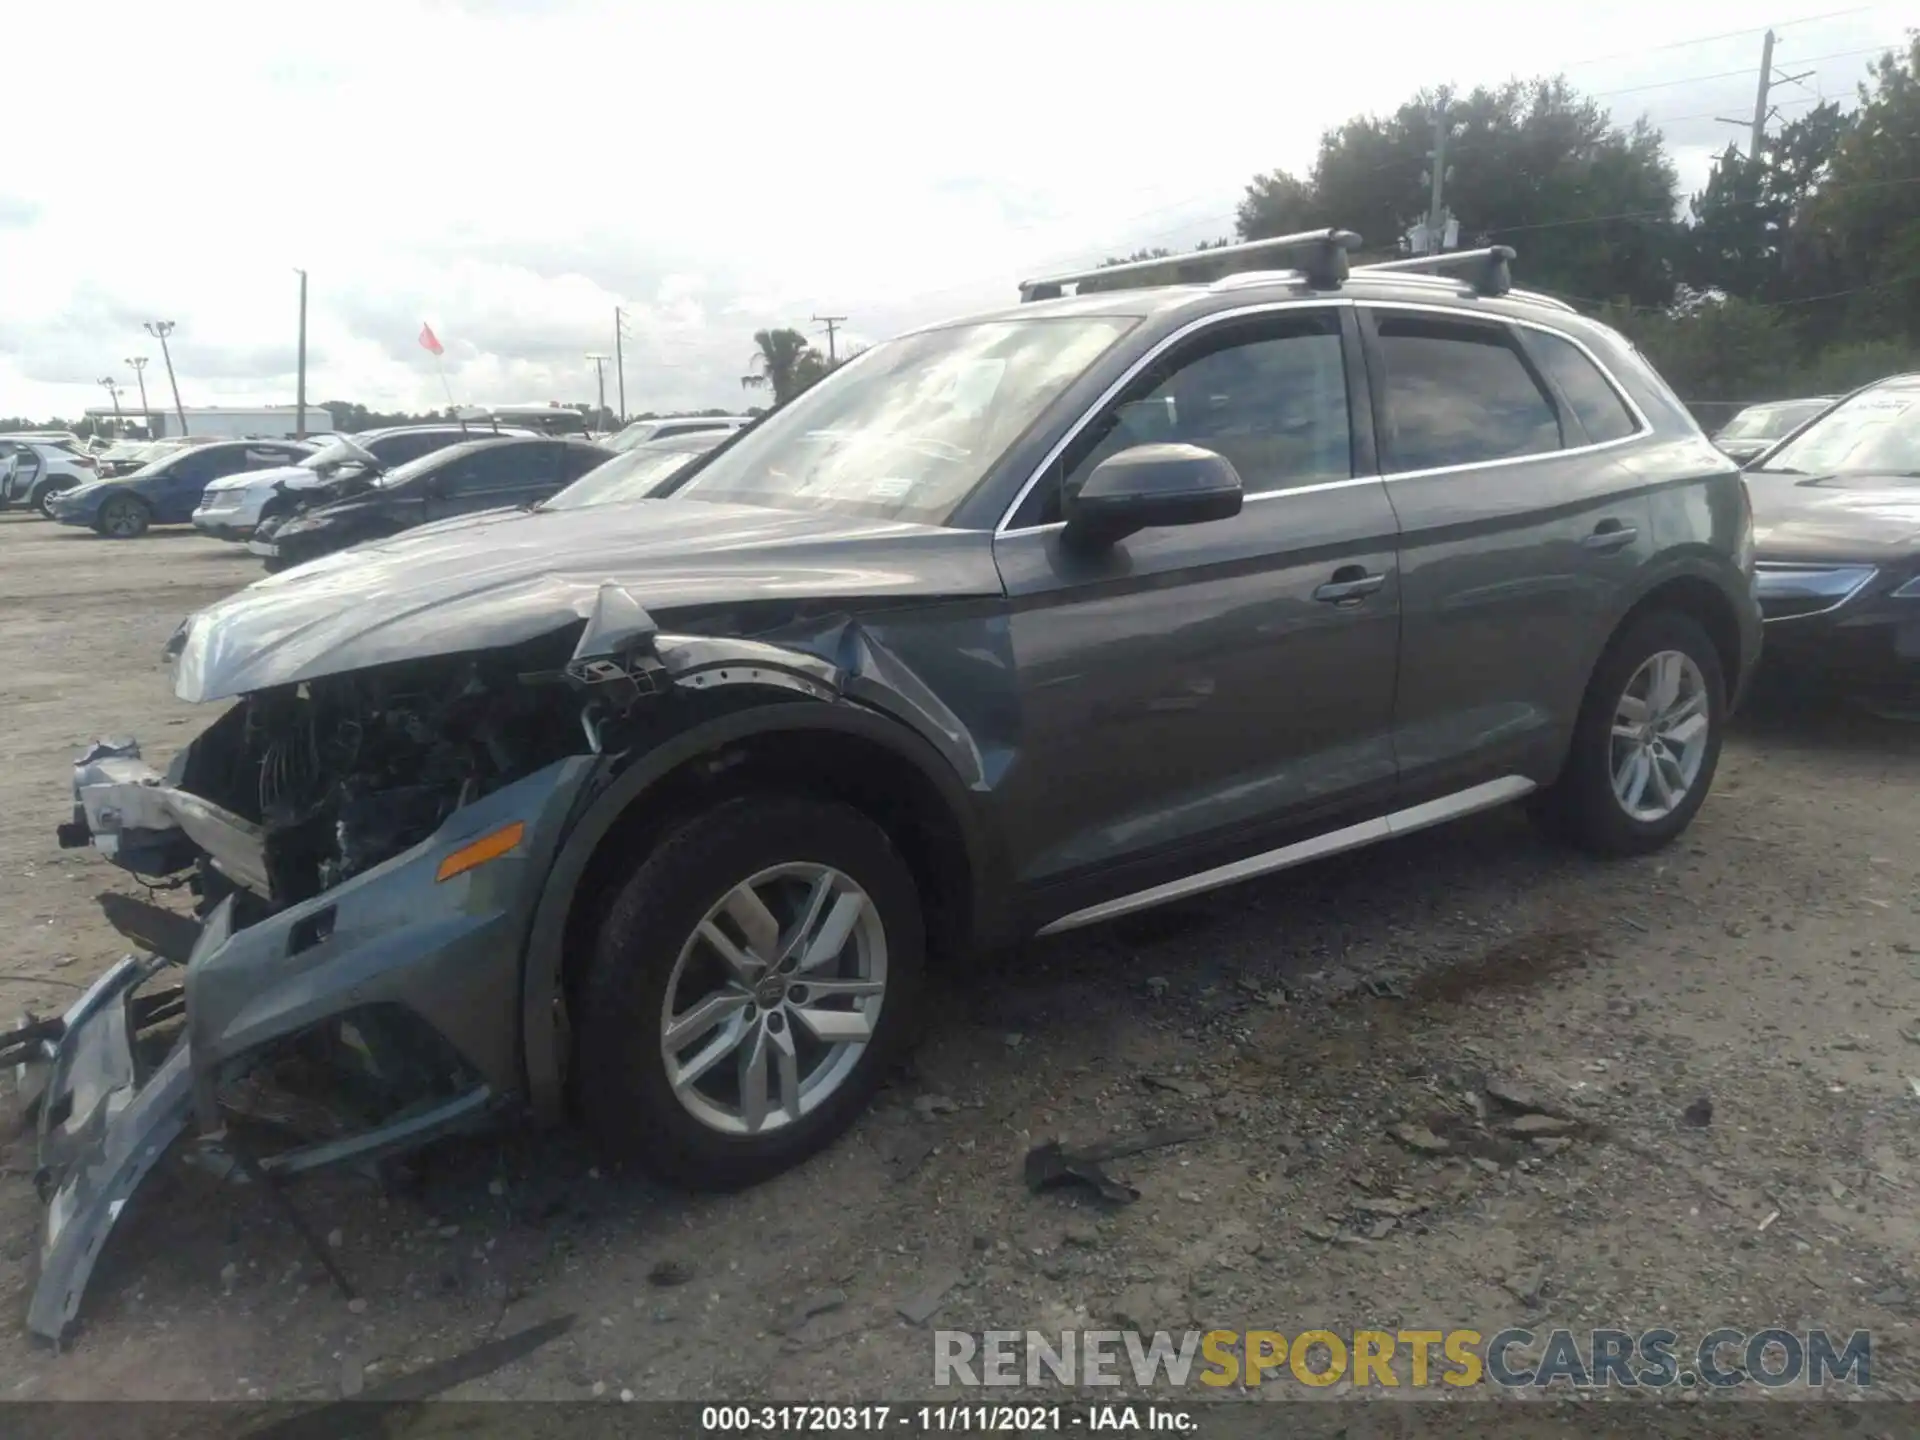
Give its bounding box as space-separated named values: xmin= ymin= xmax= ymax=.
xmin=518 ymin=700 xmax=1008 ymax=1122
xmin=1607 ymin=563 xmax=1749 ymax=695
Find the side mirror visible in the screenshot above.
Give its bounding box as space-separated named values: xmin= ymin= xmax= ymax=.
xmin=1061 ymin=443 xmax=1243 ymax=550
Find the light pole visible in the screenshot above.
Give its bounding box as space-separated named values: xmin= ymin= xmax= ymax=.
xmin=613 ymin=307 xmax=629 ymax=425
xmin=585 ymin=353 xmax=609 ymax=430
xmin=143 ymin=321 xmax=188 ymax=436
xmin=294 ymin=269 xmax=309 ymax=440
xmin=97 ymin=377 xmax=124 ymax=437
xmin=124 ymin=357 xmax=151 ymax=432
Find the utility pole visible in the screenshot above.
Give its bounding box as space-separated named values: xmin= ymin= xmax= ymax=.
xmin=97 ymin=377 xmax=124 ymax=436
xmin=144 ymin=321 xmax=187 ymax=436
xmin=812 ymin=314 xmax=847 ymax=366
xmin=294 ymin=269 xmax=309 ymax=440
xmin=585 ymin=353 xmax=610 ymax=429
xmin=1425 ymin=97 xmax=1451 ymax=256
xmin=1716 ymin=30 xmax=1812 ymax=163
xmin=124 ymin=356 xmax=150 ymax=431
xmin=613 ymin=307 xmax=629 ymax=424
xmin=1750 ymin=29 xmax=1776 ymax=161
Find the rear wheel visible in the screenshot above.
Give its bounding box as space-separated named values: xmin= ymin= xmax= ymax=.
xmin=95 ymin=494 xmax=151 ymax=539
xmin=1531 ymin=610 xmax=1726 ymax=856
xmin=29 ymin=482 xmax=71 ymax=518
xmin=575 ymin=794 xmax=925 ymax=1189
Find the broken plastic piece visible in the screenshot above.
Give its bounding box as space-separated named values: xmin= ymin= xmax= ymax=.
xmin=1023 ymin=1140 xmax=1141 ymax=1205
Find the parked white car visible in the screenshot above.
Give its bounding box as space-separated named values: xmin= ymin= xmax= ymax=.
xmin=603 ymin=414 xmax=753 ymax=454
xmin=193 ymin=423 xmax=533 ymax=539
xmin=0 ymin=436 xmax=100 ymax=515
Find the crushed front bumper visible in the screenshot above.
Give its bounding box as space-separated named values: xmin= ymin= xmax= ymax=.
xmin=21 ymin=747 xmax=600 ymax=1341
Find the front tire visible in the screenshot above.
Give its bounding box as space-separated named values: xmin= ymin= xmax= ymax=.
xmin=1532 ymin=611 xmax=1727 ymax=856
xmin=95 ymin=494 xmax=151 ymax=539
xmin=576 ymin=794 xmax=925 ymax=1189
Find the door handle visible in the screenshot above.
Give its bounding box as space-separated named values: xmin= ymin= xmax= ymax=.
xmin=1313 ymin=566 xmax=1387 ymax=604
xmin=1582 ymin=520 xmax=1639 ymax=553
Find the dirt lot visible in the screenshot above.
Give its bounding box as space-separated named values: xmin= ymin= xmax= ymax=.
xmin=2 ymin=507 xmax=1918 ymax=1407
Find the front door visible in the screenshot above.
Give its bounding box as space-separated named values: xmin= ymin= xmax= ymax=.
xmin=991 ymin=304 xmax=1404 ymax=927
xmin=424 ymin=443 xmax=561 ymax=521
xmin=1359 ymin=306 xmax=1655 ymax=802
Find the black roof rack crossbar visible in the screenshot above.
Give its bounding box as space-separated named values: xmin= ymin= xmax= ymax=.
xmin=1019 ymin=228 xmax=1363 ymax=303
xmin=1356 ymin=245 xmax=1516 ymax=298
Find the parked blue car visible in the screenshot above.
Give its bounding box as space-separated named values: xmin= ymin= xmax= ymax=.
xmin=48 ymin=438 xmax=317 ymax=537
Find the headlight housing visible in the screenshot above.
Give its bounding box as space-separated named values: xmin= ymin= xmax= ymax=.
xmin=1752 ymin=564 xmax=1878 ymax=619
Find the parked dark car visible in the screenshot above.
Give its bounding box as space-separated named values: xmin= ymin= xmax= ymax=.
xmin=1745 ymin=373 xmax=1920 ymax=704
xmin=1713 ymin=396 xmax=1836 ymax=465
xmin=46 ymin=439 xmax=317 ymax=537
xmin=249 ymin=436 xmax=614 ymax=568
xmin=541 ymin=429 xmax=729 ymax=510
xmin=27 ymin=230 xmax=1762 ymax=1340
xmin=193 ymin=423 xmax=539 ymax=540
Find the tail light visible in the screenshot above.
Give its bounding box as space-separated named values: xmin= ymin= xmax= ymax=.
xmin=75 ymin=455 xmax=98 ymax=469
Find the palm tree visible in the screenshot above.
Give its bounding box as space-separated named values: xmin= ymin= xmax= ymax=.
xmin=745 ymin=328 xmax=823 ymax=406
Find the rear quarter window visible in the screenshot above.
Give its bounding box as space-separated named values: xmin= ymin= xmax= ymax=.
xmin=1520 ymin=329 xmax=1641 ymax=445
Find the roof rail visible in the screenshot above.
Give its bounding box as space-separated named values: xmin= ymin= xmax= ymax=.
xmin=1019 ymin=228 xmax=1362 ymax=303
xmin=1356 ymin=246 xmax=1515 ymax=298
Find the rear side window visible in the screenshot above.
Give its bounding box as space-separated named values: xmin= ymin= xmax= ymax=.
xmin=371 ymin=431 xmax=453 ymax=465
xmin=1374 ymin=315 xmax=1559 ymax=473
xmin=1521 ymin=329 xmax=1640 ymax=445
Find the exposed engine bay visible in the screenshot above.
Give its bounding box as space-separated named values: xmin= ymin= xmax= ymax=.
xmin=63 ymin=624 xmax=665 ymax=916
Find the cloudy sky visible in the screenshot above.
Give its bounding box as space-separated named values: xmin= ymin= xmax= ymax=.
xmin=0 ymin=0 xmax=1909 ymax=424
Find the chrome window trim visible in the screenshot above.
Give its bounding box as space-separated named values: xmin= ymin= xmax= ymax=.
xmin=1753 ymin=562 xmax=1880 ymax=622
xmin=993 ymin=298 xmax=1652 ymax=536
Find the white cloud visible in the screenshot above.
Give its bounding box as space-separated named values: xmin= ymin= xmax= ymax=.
xmin=0 ymin=0 xmax=1908 ymax=422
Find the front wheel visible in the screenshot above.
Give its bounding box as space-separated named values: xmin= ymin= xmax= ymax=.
xmin=1531 ymin=611 xmax=1727 ymax=856
xmin=575 ymin=794 xmax=925 ymax=1189
xmin=95 ymin=494 xmax=151 ymax=539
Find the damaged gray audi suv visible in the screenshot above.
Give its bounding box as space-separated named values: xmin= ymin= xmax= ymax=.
xmin=18 ymin=231 xmax=1761 ymax=1339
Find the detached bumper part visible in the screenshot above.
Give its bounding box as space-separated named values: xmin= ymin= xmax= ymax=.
xmin=22 ymin=756 xmax=596 ymax=1338
xmin=23 ymin=955 xmax=193 ymax=1344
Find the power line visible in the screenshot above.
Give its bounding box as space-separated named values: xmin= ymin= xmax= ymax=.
xmin=1554 ymin=7 xmax=1877 ymax=71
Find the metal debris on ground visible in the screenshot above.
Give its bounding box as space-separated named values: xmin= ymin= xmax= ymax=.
xmin=249 ymin=1315 xmax=574 ymax=1438
xmin=912 ymin=1094 xmax=958 ymax=1119
xmin=777 ymin=1289 xmax=848 ymax=1334
xmin=896 ymin=1269 xmax=962 ymax=1326
xmin=647 ymin=1258 xmax=695 ymax=1287
xmin=1023 ymin=1141 xmax=1140 ymax=1205
xmin=1141 ymin=1074 xmax=1212 ymax=1100
xmin=1483 ymin=1076 xmax=1575 ymax=1120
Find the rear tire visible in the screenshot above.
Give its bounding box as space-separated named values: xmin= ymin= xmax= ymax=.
xmin=29 ymin=483 xmax=70 ymax=518
xmin=95 ymin=494 xmax=151 ymax=539
xmin=575 ymin=794 xmax=925 ymax=1189
xmin=1531 ymin=610 xmax=1726 ymax=856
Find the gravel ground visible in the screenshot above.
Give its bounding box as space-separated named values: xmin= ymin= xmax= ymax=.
xmin=2 ymin=509 xmax=1918 ymax=1408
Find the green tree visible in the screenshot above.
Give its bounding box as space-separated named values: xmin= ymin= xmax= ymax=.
xmin=1237 ymin=77 xmax=1682 ymax=306
xmin=1799 ymin=34 xmax=1920 ymax=344
xmin=744 ymin=328 xmax=825 ymax=407
xmin=1685 ymin=103 xmax=1850 ymax=304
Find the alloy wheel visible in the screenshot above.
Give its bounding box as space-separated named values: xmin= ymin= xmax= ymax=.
xmin=659 ymin=862 xmax=887 ymax=1136
xmin=100 ymin=498 xmax=146 ymax=537
xmin=1609 ymin=649 xmax=1710 ymax=822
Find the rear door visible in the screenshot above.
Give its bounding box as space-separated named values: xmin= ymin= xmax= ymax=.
xmin=993 ymin=304 xmax=1405 ymax=926
xmin=1359 ymin=305 xmax=1654 ymax=803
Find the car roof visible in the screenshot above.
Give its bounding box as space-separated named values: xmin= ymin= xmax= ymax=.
xmin=639 ymin=430 xmax=730 ymax=453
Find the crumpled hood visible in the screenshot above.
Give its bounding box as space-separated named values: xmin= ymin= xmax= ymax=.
xmin=1747 ymin=474 xmax=1920 ymax=564
xmin=171 ymin=497 xmax=1004 ymax=702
